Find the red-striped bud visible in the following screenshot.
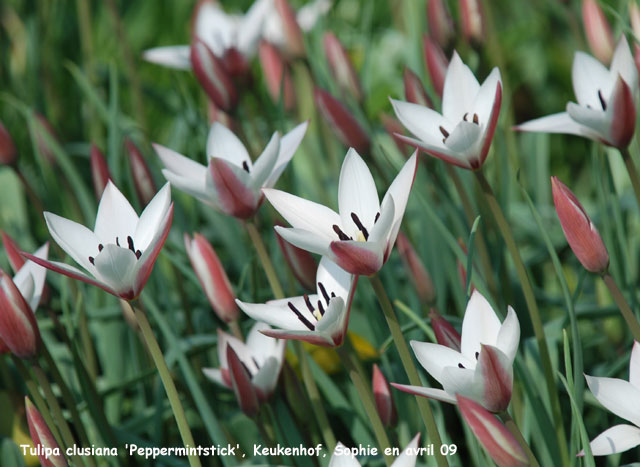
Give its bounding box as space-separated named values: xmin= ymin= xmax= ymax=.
xmin=191 ymin=37 xmax=237 ymax=111
xmin=25 ymin=397 xmax=68 ymax=467
xmin=184 ymin=233 xmax=238 ymax=323
xmin=430 ymin=310 xmax=462 ymax=351
xmin=582 ymin=0 xmax=614 ymax=64
xmin=222 ymin=47 xmax=251 ymax=80
xmin=324 ymin=32 xmax=362 ymax=101
xmin=90 ymin=144 xmax=111 ymax=199
xmin=551 ymin=177 xmax=609 ymax=273
xmin=459 ymin=0 xmax=485 ymax=44
xmin=0 ymin=121 xmax=17 ymax=166
xmin=372 ymin=364 xmax=398 ymax=427
xmin=396 ymin=232 xmax=436 ymax=304
xmin=427 ymin=0 xmax=454 ymax=47
xmin=275 ymin=0 xmax=305 ymax=58
xmin=1 ymin=231 xmax=25 ymax=272
xmin=423 ymin=36 xmax=448 ymax=98
xmin=275 ymin=224 xmax=317 ymax=292
xmin=0 ymin=268 xmax=40 ymax=359
xmin=404 ymin=67 xmax=433 ymax=108
xmin=457 ymin=395 xmax=528 ymax=467
xmin=314 ymin=87 xmax=370 ymax=154
xmin=125 ymin=139 xmax=157 ymax=206
xmin=259 ymin=40 xmax=296 ymax=111
xmin=227 ymin=344 xmax=260 ymax=417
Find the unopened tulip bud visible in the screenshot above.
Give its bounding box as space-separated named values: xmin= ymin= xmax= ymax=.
xmin=459 ymin=0 xmax=485 ymax=44
xmin=0 ymin=121 xmax=17 ymax=166
xmin=457 ymin=395 xmax=528 ymax=467
xmin=227 ymin=344 xmax=260 ymax=417
xmin=380 ymin=113 xmax=410 ymax=153
xmin=404 ymin=67 xmax=432 ymax=108
xmin=423 ymin=36 xmax=448 ymax=97
xmin=314 ymin=87 xmax=370 ymax=154
xmin=222 ymin=47 xmax=251 ymax=80
xmin=427 ymin=0 xmax=454 ymax=47
xmin=396 ymin=232 xmax=436 ymax=304
xmin=631 ymin=1 xmax=640 ymax=40
xmin=184 ymin=233 xmax=238 ymax=323
xmin=324 ymin=32 xmax=362 ymax=101
xmin=430 ymin=310 xmax=461 ymax=351
xmin=1 ymin=231 xmax=25 ymax=272
xmin=90 ymin=144 xmax=111 ymax=199
xmin=191 ymin=37 xmax=237 ymax=111
xmin=275 ymin=224 xmax=317 ymax=291
xmin=25 ymin=397 xmax=68 ymax=467
xmin=0 ymin=268 xmax=40 ymax=358
xmin=372 ymin=364 xmax=397 ymax=426
xmin=125 ymin=139 xmax=157 ymax=205
xmin=582 ymin=0 xmax=614 ymax=64
xmin=551 ymin=177 xmax=609 ymax=273
xmin=259 ymin=41 xmax=295 ymax=111
xmin=275 ymin=0 xmax=305 ymax=58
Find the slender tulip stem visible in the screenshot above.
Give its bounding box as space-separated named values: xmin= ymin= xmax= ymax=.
xmin=474 ymin=169 xmax=569 ymax=465
xmin=499 ymin=410 xmax=540 ymax=467
xmin=369 ymin=275 xmax=448 ymax=467
xmin=620 ymin=148 xmax=640 ymax=209
xmin=337 ymin=346 xmax=393 ymax=466
xmin=132 ymin=304 xmax=202 ymax=467
xmin=229 ymin=320 xmax=244 ymax=340
xmin=245 ymin=219 xmax=337 ymax=450
xmin=602 ymin=273 xmax=640 ymax=341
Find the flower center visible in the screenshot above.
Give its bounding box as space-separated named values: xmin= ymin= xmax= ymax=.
xmin=440 ymin=112 xmax=480 ymax=143
xmin=286 ymin=281 xmax=336 ymax=330
xmin=332 ymin=212 xmax=381 ymax=242
xmin=586 ymin=90 xmax=607 ymax=111
xmin=457 ymin=352 xmax=479 ymax=369
xmin=88 ymin=236 xmax=142 ymax=265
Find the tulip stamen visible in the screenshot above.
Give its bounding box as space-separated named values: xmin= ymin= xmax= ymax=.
xmin=89 ymin=256 xmax=95 ymax=265
xmin=351 ymin=212 xmax=369 ymax=240
xmin=439 ymin=126 xmax=450 ymax=142
xmin=115 ymin=237 xmax=121 ymax=247
xmin=374 ymin=212 xmax=380 ymax=223
xmin=288 ymin=302 xmax=315 ymax=330
xmin=458 ymin=363 xmax=465 ymax=368
xmin=98 ymin=244 xmax=104 ymax=252
xmin=475 ymin=351 xmax=479 ymax=360
xmin=598 ymin=90 xmax=607 ymax=110
xmin=317 ymin=300 xmax=326 ymax=316
xmin=303 ymin=294 xmax=314 ymax=312
xmin=333 ymin=225 xmax=352 ymax=241
xmin=242 ymin=161 xmax=250 ymax=173
xmin=318 ymin=282 xmax=331 ymax=305
xmin=463 ymin=112 xmax=469 ymax=121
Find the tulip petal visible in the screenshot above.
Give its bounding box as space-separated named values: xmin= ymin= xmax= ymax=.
xmin=202 ymin=367 xmax=228 ymax=388
xmin=496 ymin=307 xmax=520 ymax=363
xmin=237 ymin=0 xmax=272 ymax=56
xmin=514 ymin=112 xmax=601 ymax=140
xmin=474 ymin=344 xmax=513 ymax=412
xmin=142 ymin=45 xmax=192 ymax=70
xmin=315 ymin=297 xmax=348 ymax=346
xmin=261 ymin=328 xmax=335 ymax=346
xmin=250 ymin=132 xmax=280 ymax=190
xmin=329 ymin=239 xmax=384 ymax=276
xmin=13 ymin=243 xmax=48 ymax=311
xmin=410 ymin=340 xmax=472 ymax=385
xmin=440 ymin=365 xmax=484 ymax=403
xmin=193 ymin=1 xmax=237 ymax=57
xmin=44 ymin=212 xmax=99 ymax=273
xmin=380 ymin=152 xmax=418 ymax=249
xmin=329 ymin=442 xmax=362 ymax=467
xmin=316 ymin=257 xmax=353 ymax=302
xmin=390 ymin=98 xmax=447 ymax=144
xmin=265 ymin=121 xmax=309 ymax=188
xmin=584 ymin=424 xmax=640 ymax=456
xmin=443 ymin=51 xmax=480 ymax=122
xmin=393 ymin=133 xmax=472 ymax=169
xmin=368 ymin=196 xmax=395 ymax=244
xmin=209 ymin=158 xmax=258 ymax=218
xmin=610 ymin=36 xmax=638 ymax=92
xmin=338 ymin=148 xmax=380 ymax=234
xmin=236 ymin=300 xmax=310 ymax=331
xmin=94 ymin=181 xmax=139 ymax=245
xmin=135 ymin=183 xmax=171 ymax=250
xmin=392 ymin=433 xmax=420 ymax=467
xmin=206 ymin=122 xmax=251 ymax=168
xmin=473 ymin=67 xmax=502 ymax=128
xmin=227 ymin=345 xmax=260 ymax=416
xmin=444 ymin=120 xmax=482 ymax=155
xmin=461 ymin=290 xmax=501 ymax=361
xmin=566 ymin=102 xmax=610 ymax=140
xmin=162 ymin=169 xmax=216 ymax=206
xmin=93 ymin=245 xmax=137 ymax=297
xmin=133 ymin=206 xmax=173 ymax=298
xmin=572 ymin=51 xmax=610 ymax=107
xmin=585 ymin=375 xmax=640 ymax=426
xmin=606 ymin=75 xmax=636 ymax=148
xmin=630 ymin=341 xmax=640 ymax=389
xmin=274 ymin=226 xmax=332 ymax=257
xmin=390 ymin=383 xmax=457 ymax=404
xmin=153 ymin=143 xmax=208 ymax=182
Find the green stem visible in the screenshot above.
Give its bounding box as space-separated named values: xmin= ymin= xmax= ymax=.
xmin=228 ymin=320 xmax=244 ymax=341
xmin=474 ymin=169 xmax=569 ymax=465
xmin=619 ymin=148 xmax=640 ymax=209
xmin=245 ymin=219 xmax=336 ymax=450
xmin=132 ymin=304 xmax=202 ymax=467
xmin=337 ymin=346 xmax=393 ymax=466
xmin=602 ymin=273 xmax=640 ymax=342
xmin=369 ymin=275 xmax=448 ymax=467
xmin=499 ymin=410 xmax=540 ymax=467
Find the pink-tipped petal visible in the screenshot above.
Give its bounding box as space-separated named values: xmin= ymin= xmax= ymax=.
xmin=210 ymin=158 xmax=259 ymax=218
xmin=423 ymin=36 xmax=448 ymax=97
xmin=372 ymin=364 xmax=398 ymax=426
xmin=191 ymin=37 xmax=237 ymax=111
xmin=429 ymin=310 xmax=461 ymax=351
xmin=259 ymin=40 xmax=296 ymax=111
xmin=25 ymin=397 xmax=68 ymax=467
xmin=0 ymin=269 xmax=41 ymax=358
xmin=476 ymin=344 xmax=513 ymax=412
xmin=330 ymin=240 xmax=383 ymax=276
xmin=478 ymin=81 xmax=502 ymax=167
xmin=90 ymin=144 xmax=111 ymax=200
xmin=2 ymin=231 xmax=26 ymax=272
xmin=314 ymin=87 xmax=370 ymax=154
xmin=607 ymin=75 xmax=636 ymax=148
xmin=125 ymin=139 xmax=157 ymax=205
xmin=403 ymin=67 xmax=432 ymax=108
xmin=227 ymin=345 xmax=260 ymax=417
xmin=582 ymin=0 xmax=614 ymax=64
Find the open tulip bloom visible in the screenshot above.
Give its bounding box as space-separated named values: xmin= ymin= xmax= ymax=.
xmin=516 ymin=37 xmax=638 ymax=149
xmin=203 ymin=322 xmax=285 ymax=400
xmin=155 ymin=121 xmax=307 ymax=219
xmin=236 ymin=257 xmax=355 ymax=347
xmin=264 ymin=149 xmax=418 ymax=276
xmin=390 ymin=51 xmax=502 ymax=170
xmin=581 ymin=341 xmax=640 ymax=456
xmin=329 ymin=433 xmax=420 ymax=467
xmin=24 ymin=182 xmax=174 ymax=301
xmin=392 ymin=290 xmax=520 ymax=412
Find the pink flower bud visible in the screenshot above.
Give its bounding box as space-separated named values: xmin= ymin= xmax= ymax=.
xmin=607 ymin=75 xmax=637 ymax=149
xmin=380 ymin=113 xmax=410 ymax=153
xmin=222 ymin=47 xmax=251 ymax=80
xmin=582 ymin=0 xmax=614 ymax=64
xmin=190 ymin=37 xmax=237 ymax=111
xmin=90 ymin=144 xmax=111 ymax=199
xmin=551 ymin=177 xmax=609 ymax=273
xmin=0 ymin=268 xmax=40 ymax=358
xmin=1 ymin=231 xmax=26 ymax=272
xmin=275 ymin=224 xmax=317 ymax=291
xmin=0 ymin=121 xmax=17 ymax=166
xmin=430 ymin=310 xmax=461 ymax=351
xmin=314 ymin=87 xmax=370 ymax=154
xmin=403 ymin=67 xmax=433 ymax=108
xmin=423 ymin=36 xmax=448 ymax=98
xmin=459 ymin=0 xmax=485 ymax=44
xmin=457 ymin=395 xmax=528 ymax=467
xmin=259 ymin=40 xmax=296 ymax=111
xmin=372 ymin=364 xmax=397 ymax=427
xmin=324 ymin=32 xmax=362 ymax=101
xmin=184 ymin=233 xmax=238 ymax=323
xmin=396 ymin=232 xmax=436 ymax=304
xmin=25 ymin=397 xmax=68 ymax=467
xmin=125 ymin=139 xmax=157 ymax=205
xmin=275 ymin=0 xmax=305 ymax=58
xmin=227 ymin=344 xmax=260 ymax=417
xmin=427 ymin=0 xmax=454 ymax=47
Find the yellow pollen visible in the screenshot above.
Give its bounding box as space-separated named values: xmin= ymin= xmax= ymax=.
xmin=313 ymin=309 xmax=323 ymax=320
xmin=355 ymin=231 xmax=367 ymax=242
